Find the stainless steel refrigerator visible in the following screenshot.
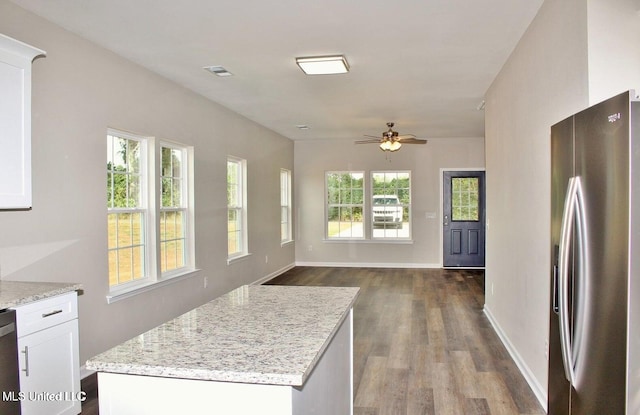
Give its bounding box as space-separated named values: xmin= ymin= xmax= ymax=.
xmin=548 ymin=90 xmax=640 ymax=414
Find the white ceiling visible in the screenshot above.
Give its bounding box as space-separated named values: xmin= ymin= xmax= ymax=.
xmin=10 ymin=0 xmax=543 ymax=141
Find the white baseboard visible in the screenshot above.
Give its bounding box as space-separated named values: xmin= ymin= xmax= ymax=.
xmin=483 ymin=305 xmax=547 ymax=412
xmin=293 ymin=261 xmax=442 ymax=269
xmin=251 ymin=263 xmax=296 ymax=285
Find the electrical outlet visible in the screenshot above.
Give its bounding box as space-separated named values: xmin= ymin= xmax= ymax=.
xmin=204 ymin=276 xmax=208 ymax=288
xmin=308 ymin=245 xmax=313 ymax=251
xmin=265 ymin=255 xmax=269 ymax=264
xmin=544 ymin=340 xmax=549 ymax=360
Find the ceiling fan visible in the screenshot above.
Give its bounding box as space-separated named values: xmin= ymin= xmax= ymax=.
xmin=355 ymin=122 xmax=427 ymax=152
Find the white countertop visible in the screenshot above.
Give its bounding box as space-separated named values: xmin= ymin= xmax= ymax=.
xmin=0 ymin=280 xmax=83 ymax=309
xmin=86 ymin=285 xmax=359 ymax=386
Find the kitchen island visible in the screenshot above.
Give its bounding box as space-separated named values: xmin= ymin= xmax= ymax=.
xmin=86 ymin=284 xmax=359 ymax=415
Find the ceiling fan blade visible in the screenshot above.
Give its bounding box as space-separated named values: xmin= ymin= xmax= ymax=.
xmin=360 ymin=123 xmax=424 ymax=147
xmin=398 ymin=138 xmax=428 ymax=144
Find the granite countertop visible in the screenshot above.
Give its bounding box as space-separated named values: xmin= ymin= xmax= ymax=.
xmin=86 ymin=285 xmax=359 ymax=386
xmin=0 ymin=280 xmax=83 ymax=309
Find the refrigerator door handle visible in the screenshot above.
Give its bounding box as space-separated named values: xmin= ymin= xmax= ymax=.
xmin=552 ymin=263 xmax=559 ymax=314
xmin=557 ymin=176 xmax=588 ymax=385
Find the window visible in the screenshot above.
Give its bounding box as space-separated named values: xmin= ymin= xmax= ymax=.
xmin=107 ymin=132 xmax=147 ymax=287
xmin=107 ymin=129 xmax=194 ymax=296
xmin=227 ymin=157 xmax=248 ymax=260
xmin=280 ymin=169 xmax=292 ymax=243
xmin=371 ymin=171 xmax=411 ymax=239
xmin=326 ymin=172 xmax=364 ymax=239
xmin=160 ymin=144 xmax=188 ymax=274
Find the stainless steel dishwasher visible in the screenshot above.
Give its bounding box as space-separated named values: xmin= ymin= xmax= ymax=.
xmin=0 ymin=309 xmax=21 ymax=414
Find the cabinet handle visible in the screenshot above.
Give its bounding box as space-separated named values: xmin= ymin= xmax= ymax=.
xmin=42 ymin=309 xmax=63 ymax=318
xmin=22 ymin=346 xmax=30 ymax=377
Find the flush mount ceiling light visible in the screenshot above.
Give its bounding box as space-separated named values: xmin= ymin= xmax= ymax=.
xmin=295 ymin=55 xmax=349 ymax=75
xmin=203 ymin=65 xmax=233 ymax=77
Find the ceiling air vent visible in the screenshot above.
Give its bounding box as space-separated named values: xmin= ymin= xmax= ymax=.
xmin=203 ymin=66 xmax=233 ymax=77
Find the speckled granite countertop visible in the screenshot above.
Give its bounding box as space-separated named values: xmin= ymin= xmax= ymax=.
xmin=86 ymin=285 xmax=359 ymax=386
xmin=0 ymin=280 xmax=83 ymax=309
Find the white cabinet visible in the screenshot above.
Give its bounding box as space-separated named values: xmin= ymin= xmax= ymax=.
xmin=0 ymin=33 xmax=45 ymax=209
xmin=13 ymin=292 xmax=81 ymax=415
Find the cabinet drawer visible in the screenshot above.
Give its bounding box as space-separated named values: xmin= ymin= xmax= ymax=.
xmin=13 ymin=292 xmax=78 ymax=337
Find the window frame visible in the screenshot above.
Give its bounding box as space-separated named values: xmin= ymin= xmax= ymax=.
xmin=107 ymin=130 xmax=151 ymax=289
xmin=107 ymin=129 xmax=196 ymax=302
xmin=159 ymin=141 xmax=194 ymax=278
xmin=227 ymin=156 xmax=249 ymax=262
xmin=325 ymin=171 xmax=365 ymax=240
xmin=280 ymin=168 xmax=293 ymax=244
xmin=370 ymin=170 xmax=412 ymax=240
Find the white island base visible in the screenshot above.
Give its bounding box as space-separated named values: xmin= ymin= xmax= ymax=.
xmin=97 ymin=310 xmax=353 ymax=415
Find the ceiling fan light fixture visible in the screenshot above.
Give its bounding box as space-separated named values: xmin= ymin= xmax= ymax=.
xmin=360 ymin=122 xmax=425 ymax=151
xmin=295 ymin=55 xmax=349 ymax=75
xmin=379 ymin=140 xmax=402 ymax=152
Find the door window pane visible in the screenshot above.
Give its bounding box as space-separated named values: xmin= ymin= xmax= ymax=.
xmin=452 ymin=177 xmax=479 ymax=221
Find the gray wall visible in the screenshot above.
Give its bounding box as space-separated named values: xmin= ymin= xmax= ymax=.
xmin=0 ymin=1 xmax=294 ymax=365
xmin=484 ymin=0 xmax=640 ymax=405
xmin=294 ymin=137 xmax=485 ymax=267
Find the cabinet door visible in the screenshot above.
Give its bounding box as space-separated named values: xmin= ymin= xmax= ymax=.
xmin=18 ymin=319 xmax=81 ymax=415
xmin=0 ymin=34 xmax=45 ymax=209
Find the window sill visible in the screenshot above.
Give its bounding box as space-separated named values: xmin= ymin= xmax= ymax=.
xmin=323 ymin=238 xmax=414 ymax=244
xmin=106 ymin=268 xmax=201 ymax=304
xmin=227 ymin=252 xmax=252 ymax=265
xmin=281 ymin=239 xmax=294 ymax=247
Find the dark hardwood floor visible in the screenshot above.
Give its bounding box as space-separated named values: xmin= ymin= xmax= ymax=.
xmin=81 ymin=267 xmax=544 ymax=415
xmin=80 ymin=372 xmax=98 ymax=415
